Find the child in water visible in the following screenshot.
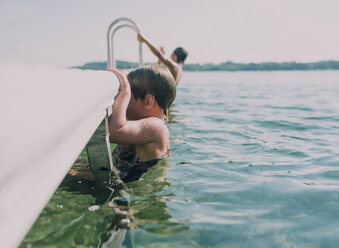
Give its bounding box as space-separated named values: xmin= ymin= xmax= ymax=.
xmin=108 ymin=64 xmax=176 ymax=182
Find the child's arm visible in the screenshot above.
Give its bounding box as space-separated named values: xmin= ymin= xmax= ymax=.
xmin=107 ymin=69 xmax=130 ymax=132
xmin=107 ymin=69 xmax=165 ymax=146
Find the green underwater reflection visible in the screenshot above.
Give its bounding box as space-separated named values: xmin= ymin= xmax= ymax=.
xmin=20 ymin=148 xmax=188 ymax=248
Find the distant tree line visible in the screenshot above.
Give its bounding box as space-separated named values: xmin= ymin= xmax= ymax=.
xmin=74 ymin=60 xmax=339 ymax=71
xmin=183 ymin=60 xmax=339 ymax=71
xmin=73 ymin=61 xmax=139 ymax=70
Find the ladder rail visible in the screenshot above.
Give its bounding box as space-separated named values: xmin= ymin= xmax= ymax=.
xmin=107 ymin=17 xmax=143 ymax=69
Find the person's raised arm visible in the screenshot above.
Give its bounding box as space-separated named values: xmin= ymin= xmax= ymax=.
xmin=137 ymin=33 xmax=167 ymax=62
xmin=137 ymin=33 xmax=178 ymax=78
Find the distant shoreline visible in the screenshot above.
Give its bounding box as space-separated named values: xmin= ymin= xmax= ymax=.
xmin=74 ymin=60 xmax=339 ymax=71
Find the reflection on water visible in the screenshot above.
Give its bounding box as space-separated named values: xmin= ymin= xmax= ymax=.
xmin=166 ymin=104 xmax=179 ymax=124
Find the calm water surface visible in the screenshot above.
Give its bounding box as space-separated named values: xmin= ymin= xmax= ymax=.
xmin=21 ymin=71 xmax=339 ymax=247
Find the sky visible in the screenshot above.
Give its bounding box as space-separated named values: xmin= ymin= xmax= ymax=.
xmin=1 ymin=0 xmax=339 ymax=67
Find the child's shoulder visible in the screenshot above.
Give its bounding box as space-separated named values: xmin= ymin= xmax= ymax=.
xmin=145 ymin=117 xmax=168 ymax=133
xmin=134 ymin=117 xmax=169 ymax=162
xmin=143 ymin=117 xmax=167 ymax=127
xmin=142 ymin=117 xmax=169 ymax=141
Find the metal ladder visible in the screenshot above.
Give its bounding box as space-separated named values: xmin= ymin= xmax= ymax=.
xmin=86 ymin=18 xmax=143 ymax=184
xmin=107 ymin=17 xmax=143 ymax=69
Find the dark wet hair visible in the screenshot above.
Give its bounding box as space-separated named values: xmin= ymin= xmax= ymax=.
xmin=173 ymin=47 xmax=188 ymax=63
xmin=127 ymin=64 xmax=176 ymax=116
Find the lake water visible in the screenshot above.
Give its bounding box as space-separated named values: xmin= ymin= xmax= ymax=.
xmin=21 ymin=71 xmax=339 ymax=247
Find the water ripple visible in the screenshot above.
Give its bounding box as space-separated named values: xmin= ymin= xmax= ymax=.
xmin=167 ymin=71 xmax=339 ymax=246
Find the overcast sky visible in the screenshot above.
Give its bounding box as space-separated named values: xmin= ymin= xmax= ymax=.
xmin=1 ymin=0 xmax=339 ymax=67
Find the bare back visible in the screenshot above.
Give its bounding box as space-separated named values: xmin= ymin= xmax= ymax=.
xmin=162 ymin=59 xmax=182 ymax=85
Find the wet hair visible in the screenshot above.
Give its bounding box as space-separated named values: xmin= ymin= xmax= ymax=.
xmin=173 ymin=47 xmax=188 ymax=63
xmin=127 ymin=64 xmax=176 ymax=116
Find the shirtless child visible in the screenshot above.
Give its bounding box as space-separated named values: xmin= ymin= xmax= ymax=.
xmin=137 ymin=33 xmax=188 ymax=85
xmin=108 ymin=64 xmax=176 ymax=182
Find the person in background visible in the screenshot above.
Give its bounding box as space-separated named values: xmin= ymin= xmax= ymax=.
xmin=137 ymin=33 xmax=188 ymax=85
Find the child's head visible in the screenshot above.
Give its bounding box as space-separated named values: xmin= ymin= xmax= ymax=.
xmin=171 ymin=47 xmax=188 ymax=64
xmin=127 ymin=64 xmax=176 ymax=118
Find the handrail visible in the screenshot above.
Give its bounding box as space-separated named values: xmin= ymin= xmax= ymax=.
xmin=107 ymin=17 xmax=143 ymax=69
